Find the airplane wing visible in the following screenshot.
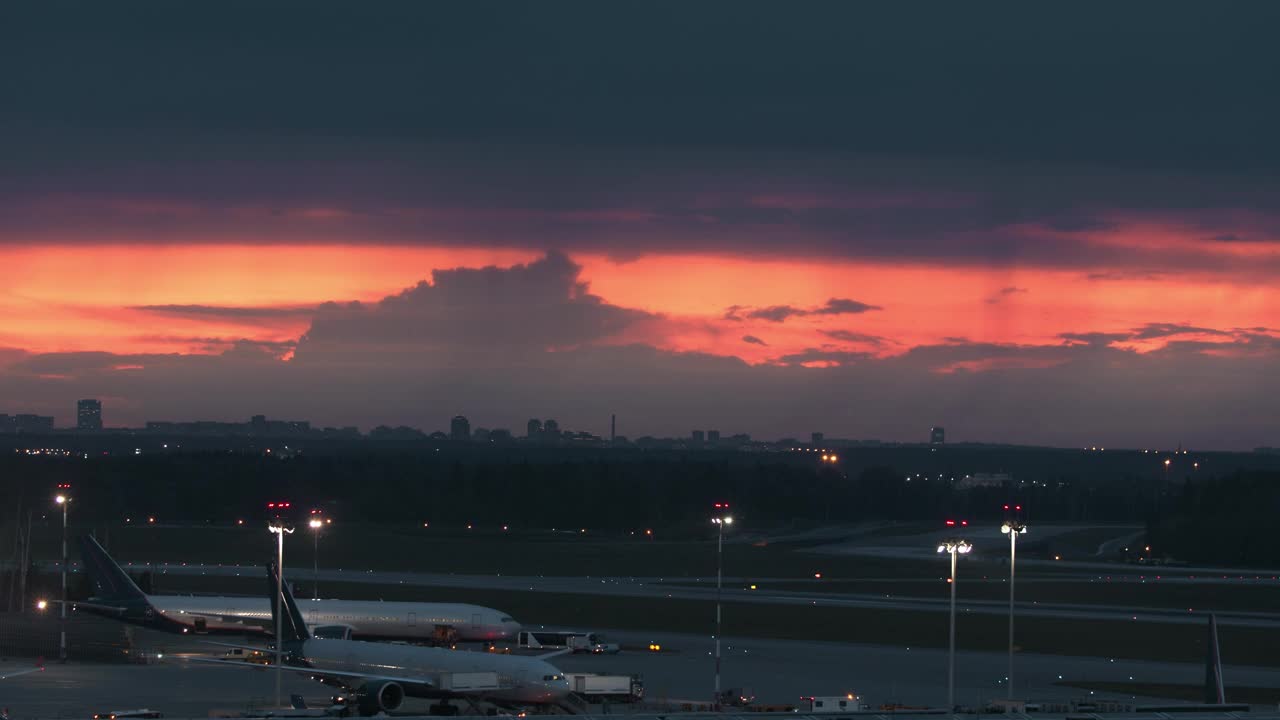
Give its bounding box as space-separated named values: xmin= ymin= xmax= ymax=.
xmin=59 ymin=598 xmax=263 ymax=629
xmin=188 ymin=656 xmax=431 ymax=688
xmin=176 ymin=610 xmax=272 ymax=629
xmin=1 ymin=665 xmax=44 ymax=680
xmin=51 ymin=599 xmax=130 ymax=614
xmin=200 ymin=640 xmax=275 ymax=653
xmin=536 ymin=648 xmax=573 ymax=660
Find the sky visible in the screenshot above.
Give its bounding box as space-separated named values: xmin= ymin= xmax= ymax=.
xmin=3 ymin=3 xmax=1279 ymax=448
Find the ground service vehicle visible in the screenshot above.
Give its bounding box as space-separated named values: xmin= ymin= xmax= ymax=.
xmin=717 ymin=688 xmax=756 ymax=707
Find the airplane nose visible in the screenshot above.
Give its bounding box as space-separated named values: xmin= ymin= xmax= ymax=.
xmin=503 ymin=620 xmax=523 ymax=638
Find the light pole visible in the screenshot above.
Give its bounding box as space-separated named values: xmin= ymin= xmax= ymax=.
xmin=308 ymin=512 xmax=324 ymax=599
xmin=711 ymin=504 xmax=733 ymax=709
xmin=268 ymin=505 xmax=294 ymax=710
xmin=54 ymin=490 xmax=70 ymax=664
xmin=936 ymin=538 xmax=971 ymax=711
xmin=1001 ymin=512 xmax=1027 ymax=699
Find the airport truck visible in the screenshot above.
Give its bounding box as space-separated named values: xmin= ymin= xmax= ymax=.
xmin=517 ymin=630 xmax=620 ymax=654
xmin=801 ymin=694 xmax=867 ymax=713
xmin=565 ymin=673 xmax=643 ymax=702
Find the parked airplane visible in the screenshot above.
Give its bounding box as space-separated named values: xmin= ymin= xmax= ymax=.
xmin=75 ymin=535 xmax=520 ymax=644
xmin=201 ymin=564 xmax=572 ymax=716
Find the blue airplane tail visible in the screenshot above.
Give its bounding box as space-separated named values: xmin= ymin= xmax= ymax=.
xmin=78 ymin=534 xmax=149 ymax=606
xmin=266 ymin=562 xmax=310 ymax=643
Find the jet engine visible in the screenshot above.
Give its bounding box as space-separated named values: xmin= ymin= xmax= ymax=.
xmin=356 ymin=680 xmax=405 ymax=715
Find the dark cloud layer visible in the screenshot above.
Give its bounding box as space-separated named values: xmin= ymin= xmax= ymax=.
xmin=134 ymin=305 xmax=317 ymax=320
xmin=726 ymin=298 xmax=882 ymax=323
xmin=986 ymin=286 xmax=1029 ymax=304
xmin=295 ymin=252 xmax=651 ymax=359
xmin=5 ymin=3 xmax=1280 ymax=279
xmin=7 ymin=3 xmax=1280 ymax=173
xmin=821 ymin=330 xmax=889 ymax=347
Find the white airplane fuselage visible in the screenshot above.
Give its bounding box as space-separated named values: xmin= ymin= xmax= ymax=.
xmin=297 ymin=637 xmax=571 ymax=704
xmin=151 ymin=595 xmax=520 ymax=642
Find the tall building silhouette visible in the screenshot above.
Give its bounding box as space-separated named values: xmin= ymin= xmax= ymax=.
xmin=450 ymin=415 xmax=471 ymax=442
xmin=930 ymin=426 xmax=946 ymax=445
xmin=527 ymin=418 xmax=543 ymax=438
xmin=77 ymin=399 xmax=103 ymax=431
xmin=692 ymin=430 xmax=705 ymax=444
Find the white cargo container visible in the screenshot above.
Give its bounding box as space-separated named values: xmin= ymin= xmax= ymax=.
xmin=565 ymin=673 xmax=643 ymax=702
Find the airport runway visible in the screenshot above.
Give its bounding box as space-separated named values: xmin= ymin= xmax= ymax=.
xmin=2 ymin=628 xmax=1276 ymax=717
xmin=121 ymin=564 xmax=1280 ymax=629
xmin=557 ymin=629 xmax=1280 ymax=707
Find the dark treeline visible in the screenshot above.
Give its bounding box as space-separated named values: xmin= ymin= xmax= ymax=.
xmin=0 ymin=449 xmax=1173 ymax=534
xmin=1147 ymin=471 xmax=1280 ymax=566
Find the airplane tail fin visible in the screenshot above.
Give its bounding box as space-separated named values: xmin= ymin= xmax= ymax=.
xmin=266 ymin=563 xmax=310 ymax=642
xmin=1204 ymin=613 xmax=1225 ymax=704
xmin=78 ymin=534 xmax=148 ymax=606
